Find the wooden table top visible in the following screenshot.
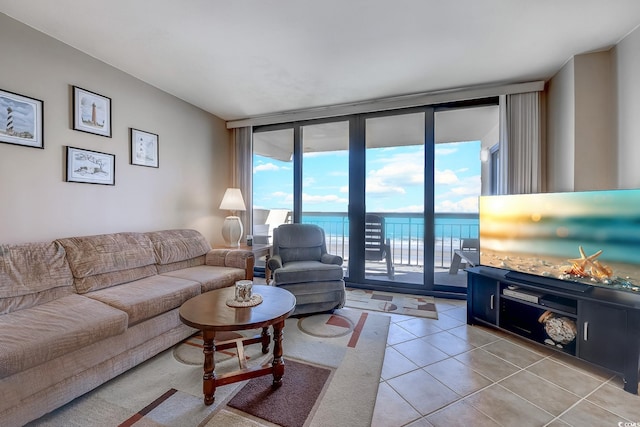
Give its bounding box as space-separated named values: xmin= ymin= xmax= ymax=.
xmin=179 ymin=285 xmax=296 ymax=332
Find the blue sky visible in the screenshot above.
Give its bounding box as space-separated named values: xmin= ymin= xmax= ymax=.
xmin=253 ymin=140 xmax=481 ymax=213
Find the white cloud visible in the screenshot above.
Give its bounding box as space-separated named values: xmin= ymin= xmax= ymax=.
xmin=302 ymin=193 xmax=349 ymax=204
xmin=254 ymin=163 xmax=279 ymax=172
xmin=435 ymin=196 xmax=479 ymax=213
xmin=435 ymin=169 xmax=459 ymax=185
xmin=435 ymin=147 xmax=458 ymax=156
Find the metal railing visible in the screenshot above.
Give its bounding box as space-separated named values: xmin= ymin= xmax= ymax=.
xmin=301 ymin=212 xmax=479 ymax=268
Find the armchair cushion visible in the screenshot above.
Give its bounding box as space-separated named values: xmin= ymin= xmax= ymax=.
xmin=272 ymin=261 xmax=343 ymax=285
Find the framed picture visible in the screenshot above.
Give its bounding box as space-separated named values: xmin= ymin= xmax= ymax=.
xmin=72 ymin=86 xmax=111 ymax=137
xmin=0 ymin=89 xmax=44 ymax=149
xmin=66 ymin=146 xmax=115 ymax=185
xmin=130 ymin=128 xmax=159 ymax=168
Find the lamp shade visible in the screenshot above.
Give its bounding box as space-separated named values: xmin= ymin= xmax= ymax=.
xmin=219 ymin=188 xmax=246 ymax=212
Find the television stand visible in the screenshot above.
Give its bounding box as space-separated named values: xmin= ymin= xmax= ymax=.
xmin=467 ymin=266 xmax=640 ymax=394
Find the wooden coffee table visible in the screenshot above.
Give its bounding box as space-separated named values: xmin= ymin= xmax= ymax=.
xmin=178 ymin=285 xmax=296 ymax=405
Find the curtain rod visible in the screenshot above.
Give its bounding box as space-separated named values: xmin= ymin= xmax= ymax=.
xmin=226 ymin=81 xmax=545 ymax=129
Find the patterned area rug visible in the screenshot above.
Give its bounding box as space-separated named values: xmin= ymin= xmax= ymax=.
xmin=345 ymin=288 xmax=438 ymax=319
xmin=29 ymin=309 xmax=389 ymax=427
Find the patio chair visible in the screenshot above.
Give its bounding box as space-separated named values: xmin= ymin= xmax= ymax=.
xmin=448 ymin=238 xmax=479 ymax=274
xmin=365 ymin=214 xmax=395 ymax=279
xmin=268 ymin=223 xmax=345 ymax=315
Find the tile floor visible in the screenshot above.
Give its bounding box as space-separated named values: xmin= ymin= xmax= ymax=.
xmin=369 ymin=297 xmax=640 ymax=427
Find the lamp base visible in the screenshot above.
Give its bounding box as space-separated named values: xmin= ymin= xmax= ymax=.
xmin=221 ymin=216 xmax=243 ymax=248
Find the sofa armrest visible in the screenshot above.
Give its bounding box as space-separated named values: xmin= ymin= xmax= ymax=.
xmin=267 ymin=254 xmax=283 ymax=271
xmin=321 ymin=253 xmax=343 ymax=266
xmin=205 ymin=249 xmax=255 ymax=280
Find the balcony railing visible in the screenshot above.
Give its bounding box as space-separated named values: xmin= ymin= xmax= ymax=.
xmin=302 ymin=212 xmax=479 ymax=269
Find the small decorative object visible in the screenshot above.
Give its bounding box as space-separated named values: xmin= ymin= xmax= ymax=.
xmin=65 ymin=146 xmax=115 ymax=185
xmin=538 ymin=310 xmax=577 ymax=345
xmin=246 ymin=235 xmax=253 ymax=246
xmin=219 ymin=188 xmax=246 ymax=247
xmin=226 ymin=281 xmax=262 ymax=307
xmin=235 ymin=280 xmax=253 ymax=302
xmin=73 ymin=86 xmax=111 ymax=137
xmin=130 ymin=128 xmax=159 ymax=168
xmin=0 ymin=88 xmax=43 ymax=149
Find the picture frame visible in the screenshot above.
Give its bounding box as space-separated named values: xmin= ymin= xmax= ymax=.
xmin=66 ymin=146 xmax=115 ymax=185
xmin=0 ymin=88 xmax=44 ymax=149
xmin=130 ymin=128 xmax=159 ymax=168
xmin=72 ymin=86 xmax=111 ymax=137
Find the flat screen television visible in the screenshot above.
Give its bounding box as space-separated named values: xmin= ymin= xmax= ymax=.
xmin=479 ymin=189 xmax=640 ymax=293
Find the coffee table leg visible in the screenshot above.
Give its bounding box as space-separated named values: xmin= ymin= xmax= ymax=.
xmin=261 ymin=326 xmax=270 ymax=354
xmin=272 ymin=320 xmax=285 ymax=388
xmin=202 ymin=330 xmax=216 ymax=405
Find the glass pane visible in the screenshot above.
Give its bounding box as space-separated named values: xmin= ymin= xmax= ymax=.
xmin=252 ymin=128 xmax=294 ymax=246
xmin=300 ymin=121 xmax=350 ymax=276
xmin=365 ymin=112 xmax=425 ymax=285
xmin=434 ymin=106 xmax=498 ymax=290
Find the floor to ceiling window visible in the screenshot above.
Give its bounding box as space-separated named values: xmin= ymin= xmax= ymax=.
xmin=251 ymin=99 xmax=498 ymax=296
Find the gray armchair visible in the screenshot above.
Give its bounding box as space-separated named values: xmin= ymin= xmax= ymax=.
xmin=267 ymin=223 xmax=345 ymax=315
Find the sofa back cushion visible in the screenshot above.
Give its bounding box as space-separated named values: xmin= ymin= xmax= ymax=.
xmin=0 ymin=241 xmax=74 ymax=314
xmin=146 ymin=229 xmax=211 ymax=273
xmin=57 ymin=232 xmax=157 ymax=294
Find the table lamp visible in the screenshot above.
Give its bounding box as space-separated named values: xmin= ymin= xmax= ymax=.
xmin=219 ymin=188 xmax=246 ymax=247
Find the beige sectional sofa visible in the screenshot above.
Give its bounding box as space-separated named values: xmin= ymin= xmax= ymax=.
xmin=0 ymin=229 xmax=254 ymax=427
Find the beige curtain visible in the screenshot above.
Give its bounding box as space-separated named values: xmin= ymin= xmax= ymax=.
xmin=232 ymin=126 xmax=253 ymax=234
xmin=498 ymin=91 xmax=546 ymax=194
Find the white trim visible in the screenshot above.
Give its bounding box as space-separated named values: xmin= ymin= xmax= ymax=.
xmin=226 ymin=81 xmax=545 ymax=129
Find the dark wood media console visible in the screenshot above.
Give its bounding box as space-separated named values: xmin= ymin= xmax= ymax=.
xmin=467 ymin=266 xmax=640 ymax=394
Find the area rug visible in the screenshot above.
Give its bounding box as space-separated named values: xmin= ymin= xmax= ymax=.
xmin=28 ymin=308 xmax=389 ymax=427
xmin=345 ymin=287 xmax=438 ymax=319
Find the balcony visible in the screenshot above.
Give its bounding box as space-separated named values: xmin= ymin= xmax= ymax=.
xmin=301 ymin=212 xmax=479 ymax=290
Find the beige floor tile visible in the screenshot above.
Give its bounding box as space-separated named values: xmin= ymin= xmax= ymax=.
xmin=559 ymin=399 xmax=629 ymax=426
xmin=405 ymin=417 xmax=435 ymax=427
xmin=448 ymin=325 xmax=502 ymax=347
xmin=424 ymin=357 xmax=492 ymax=396
xmin=550 ymin=351 xmax=617 ymax=382
xmin=387 ymin=369 xmax=460 ymax=415
xmin=545 ymin=419 xmax=572 ymax=426
xmin=586 ymin=382 xmax=640 ymax=420
xmin=526 ymin=359 xmax=603 ymax=397
xmin=442 ymin=306 xmax=467 ymax=322
xmin=372 ymin=382 xmax=422 ymax=427
xmin=393 ymin=339 xmax=449 ymax=367
xmin=483 ymin=339 xmax=545 ymax=368
xmin=464 ymin=384 xmax=554 ymax=427
xmin=387 ymin=322 xmax=419 ymax=345
xmin=395 ymin=317 xmax=443 ymax=337
xmin=421 ymin=330 xmax=474 ymax=356
xmin=429 ymin=311 xmax=465 ymax=330
xmin=454 ymin=348 xmax=521 ymax=382
xmin=381 ymin=346 xmax=419 ymax=380
xmin=427 ymin=401 xmax=500 ymax=427
xmin=498 ymin=370 xmax=581 ymax=416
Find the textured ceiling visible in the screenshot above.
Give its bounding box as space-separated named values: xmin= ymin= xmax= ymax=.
xmin=1 ymin=0 xmax=639 ymax=121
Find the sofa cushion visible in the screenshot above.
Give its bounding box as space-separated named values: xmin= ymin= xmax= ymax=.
xmin=147 ymin=229 xmax=211 ymax=268
xmin=273 ymin=260 xmax=344 ymax=285
xmin=160 ymin=265 xmax=245 ymax=293
xmin=84 ymin=275 xmax=201 ymax=326
xmin=0 ymin=294 xmax=128 ymax=378
xmin=0 ymin=241 xmax=74 ymax=315
xmin=57 ymin=232 xmax=157 ymax=293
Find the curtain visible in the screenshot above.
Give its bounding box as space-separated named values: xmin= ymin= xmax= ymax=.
xmin=232 ymin=126 xmax=253 ymax=235
xmin=498 ymin=91 xmax=546 ymax=194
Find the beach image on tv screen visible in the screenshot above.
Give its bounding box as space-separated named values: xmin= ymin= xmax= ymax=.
xmin=479 ymin=189 xmax=640 ymax=292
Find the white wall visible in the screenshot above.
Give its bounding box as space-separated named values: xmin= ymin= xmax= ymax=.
xmin=613 ymin=25 xmax=640 ymax=188
xmin=0 ymin=14 xmax=232 ymax=244
xmin=573 ymin=51 xmax=615 ymax=191
xmin=546 ymin=58 xmax=575 ymax=192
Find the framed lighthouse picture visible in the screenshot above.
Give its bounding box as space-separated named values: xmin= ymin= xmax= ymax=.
xmin=73 ymin=86 xmax=111 ymax=138
xmin=0 ymin=88 xmax=44 ymax=149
